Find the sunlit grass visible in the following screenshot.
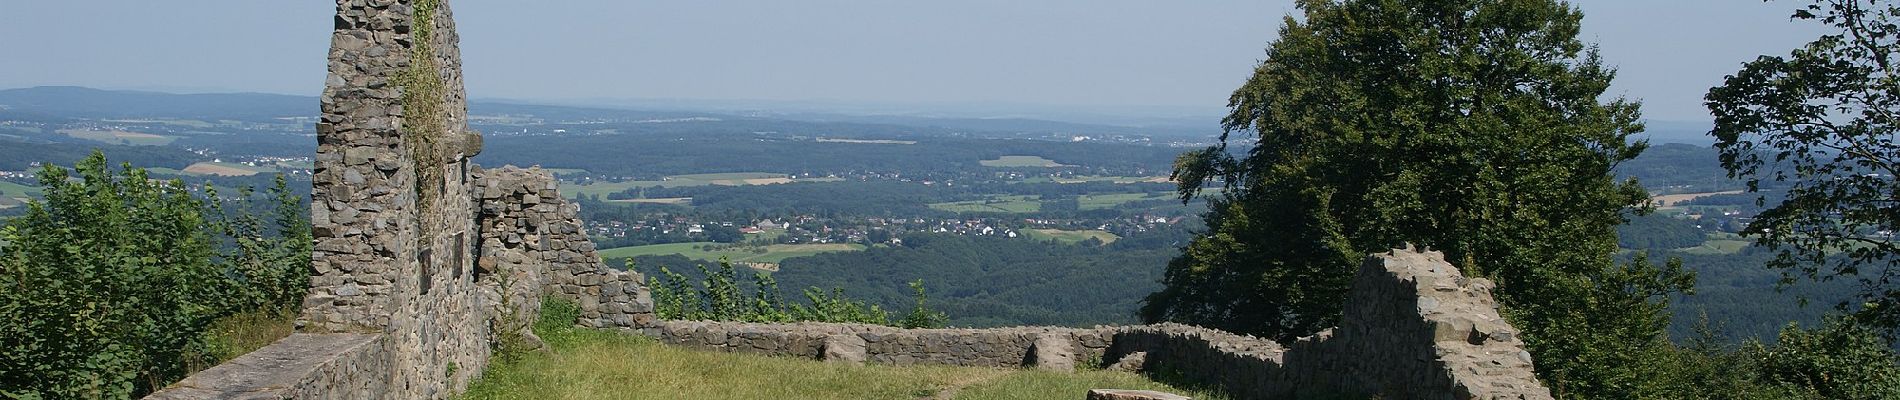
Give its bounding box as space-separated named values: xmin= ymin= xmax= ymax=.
xmin=462 ymin=299 xmax=1222 ymax=400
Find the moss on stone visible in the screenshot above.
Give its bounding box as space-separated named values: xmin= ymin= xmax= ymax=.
xmin=400 ymin=0 xmax=448 ymax=244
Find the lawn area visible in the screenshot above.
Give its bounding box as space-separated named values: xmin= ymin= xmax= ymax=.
xmin=1023 ymin=229 xmax=1120 ymax=245
xmin=461 ymin=308 xmax=1227 ymax=400
xmin=598 ymin=242 xmax=867 ymax=264
xmin=980 ymin=156 xmax=1070 ymax=168
xmin=59 ymin=129 xmax=176 ymax=146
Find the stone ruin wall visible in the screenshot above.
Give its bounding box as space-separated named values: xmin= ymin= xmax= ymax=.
xmin=150 ymin=1 xmax=1553 ymax=398
xmin=472 ymin=166 xmax=654 ymax=332
xmin=146 ymin=0 xmax=655 ymax=398
xmin=651 ymin=249 xmax=1553 ymax=400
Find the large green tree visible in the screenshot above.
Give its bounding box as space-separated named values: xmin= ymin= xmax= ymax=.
xmin=1142 ymin=0 xmax=1693 ymax=396
xmin=1706 ymin=0 xmax=1900 ymax=336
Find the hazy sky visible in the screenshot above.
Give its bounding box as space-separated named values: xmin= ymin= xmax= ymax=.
xmin=0 ymin=1 xmax=1822 ymax=120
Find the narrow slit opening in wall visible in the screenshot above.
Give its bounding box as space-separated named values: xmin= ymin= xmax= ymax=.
xmin=453 ymin=233 xmax=465 ymax=281
xmin=419 ymin=248 xmax=434 ymax=295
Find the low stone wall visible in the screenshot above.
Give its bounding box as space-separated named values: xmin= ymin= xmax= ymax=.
xmin=146 ymin=334 xmax=387 ymax=399
xmin=642 ymin=249 xmax=1553 ymax=400
xmin=1104 ymin=324 xmax=1289 ymax=399
xmin=653 ymin=321 xmax=1113 ymax=369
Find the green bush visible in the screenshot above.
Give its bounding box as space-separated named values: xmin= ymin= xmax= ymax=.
xmin=0 ymin=152 xmax=309 ymax=399
xmin=645 ymin=259 xmax=937 ymax=327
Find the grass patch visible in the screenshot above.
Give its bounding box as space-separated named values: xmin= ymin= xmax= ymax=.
xmin=187 ymin=309 xmax=297 ymax=373
xmin=59 ymin=129 xmax=176 ymax=146
xmin=463 ymin=299 xmax=1223 ymax=400
xmin=980 ymin=156 xmax=1070 ymax=168
xmin=1023 ymin=229 xmax=1120 ymax=245
xmin=598 ymin=242 xmax=866 ymax=264
xmin=955 ymin=370 xmax=1227 ymax=400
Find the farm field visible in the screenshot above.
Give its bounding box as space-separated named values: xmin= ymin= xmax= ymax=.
xmin=930 ymin=192 xmax=1172 ymax=214
xmin=1022 ymin=229 xmax=1120 ymax=245
xmin=1043 ymin=176 xmax=1171 ymax=184
xmin=1077 ymin=193 xmax=1172 ymax=210
xmin=0 ymin=181 xmax=41 ymax=209
xmin=929 ymin=195 xmax=1041 ymax=213
xmin=980 ymin=155 xmax=1070 ymax=168
xmin=102 ymin=118 xmax=215 ymax=128
xmin=182 ymin=162 xmax=277 ymax=176
xmin=598 ymin=242 xmax=867 ymax=264
xmin=1652 ymin=190 xmax=1746 ymax=207
xmin=1677 ymin=233 xmax=1753 ymax=255
xmin=59 ymin=129 xmax=175 ymax=146
xmin=562 ymin=172 xmax=842 ymax=199
xmin=606 ymin=197 xmax=692 ymax=205
xmin=816 ymin=138 xmax=918 ymax=145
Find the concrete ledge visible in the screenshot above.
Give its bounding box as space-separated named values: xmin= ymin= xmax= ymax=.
xmin=146 ymin=334 xmax=386 ymax=400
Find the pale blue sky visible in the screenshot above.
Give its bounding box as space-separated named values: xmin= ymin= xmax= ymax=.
xmin=0 ymin=1 xmax=1821 ymax=120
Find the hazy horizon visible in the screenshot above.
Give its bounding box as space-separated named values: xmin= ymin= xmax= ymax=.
xmin=0 ymin=1 xmax=1823 ymax=121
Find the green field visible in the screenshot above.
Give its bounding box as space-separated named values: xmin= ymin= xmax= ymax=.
xmin=929 ymin=195 xmax=1042 ymax=213
xmin=0 ymin=181 xmax=41 ymax=209
xmin=1078 ymin=193 xmax=1173 ymax=210
xmin=1023 ymin=229 xmax=1121 ymax=245
xmin=563 ymin=173 xmax=842 ymax=199
xmin=1677 ymin=233 xmax=1753 ymax=255
xmin=980 ymin=156 xmax=1070 ymax=168
xmin=0 ymin=181 xmax=42 ymax=197
xmin=462 ymin=320 xmax=1225 ymax=400
xmin=598 ymin=242 xmax=867 ymax=264
xmin=59 ymin=129 xmax=176 ymax=146
xmin=103 ymin=118 xmax=215 ymax=128
xmin=930 ymin=192 xmax=1172 ymax=214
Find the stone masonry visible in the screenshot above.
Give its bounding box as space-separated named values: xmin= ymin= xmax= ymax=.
xmin=651 ymin=248 xmax=1553 ymax=400
xmin=471 ymin=165 xmax=654 ymax=333
xmin=150 ymin=1 xmax=1554 ymax=398
xmin=149 ymin=1 xmax=652 ymax=398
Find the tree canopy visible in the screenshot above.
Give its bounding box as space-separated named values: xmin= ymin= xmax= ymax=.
xmin=1707 ymin=0 xmax=1900 ymax=335
xmin=1143 ymin=0 xmax=1693 ymax=396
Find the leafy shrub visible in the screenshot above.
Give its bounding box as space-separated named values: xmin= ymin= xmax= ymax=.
xmin=0 ymin=152 xmax=309 ymax=398
xmin=645 ymin=259 xmax=939 ymax=327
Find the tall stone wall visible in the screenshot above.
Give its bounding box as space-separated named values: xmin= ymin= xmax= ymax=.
xmin=304 ymin=0 xmax=489 ymax=397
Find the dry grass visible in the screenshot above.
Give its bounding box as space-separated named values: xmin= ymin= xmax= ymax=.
xmin=461 ymin=329 xmax=1003 ymax=400
xmin=187 ymin=309 xmax=297 ymax=373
